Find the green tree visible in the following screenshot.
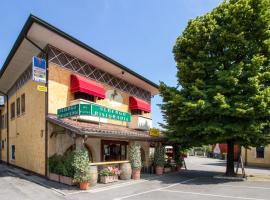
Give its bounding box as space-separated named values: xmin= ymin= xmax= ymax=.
xmin=160 ymin=0 xmax=270 ymax=176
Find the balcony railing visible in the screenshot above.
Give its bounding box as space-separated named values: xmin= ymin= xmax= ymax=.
xmin=68 ymin=99 xmax=131 ymax=123
xmin=58 ymin=99 xmax=152 ymax=130
xmin=69 ymin=99 xmax=107 ymax=123
xmin=129 ymin=115 xmax=152 ymax=131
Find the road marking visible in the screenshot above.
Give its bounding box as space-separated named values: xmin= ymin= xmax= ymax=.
xmin=221 ymin=184 xmax=270 ymax=190
xmin=113 ymin=178 xmax=196 ymax=200
xmin=159 ymin=190 xmax=266 ymax=200
xmin=67 ymin=179 xmax=150 ymax=195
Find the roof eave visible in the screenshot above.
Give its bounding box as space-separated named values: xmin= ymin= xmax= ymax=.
xmin=0 ymin=14 xmax=159 ymax=90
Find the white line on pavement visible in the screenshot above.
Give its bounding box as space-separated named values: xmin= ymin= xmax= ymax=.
xmin=67 ymin=179 xmax=150 ymax=195
xmin=221 ymin=184 xmax=270 ymax=190
xmin=159 ymin=189 xmax=266 ymax=200
xmin=113 ymin=178 xmax=197 ymax=200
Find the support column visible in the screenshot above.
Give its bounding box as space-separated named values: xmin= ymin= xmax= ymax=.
xmin=75 ymin=136 xmax=85 ymax=150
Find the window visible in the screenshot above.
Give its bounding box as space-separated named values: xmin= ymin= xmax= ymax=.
xmin=74 ymin=92 xmax=95 ymax=102
xmin=101 ymin=140 xmax=128 ymax=161
xmin=0 ymin=114 xmax=5 ymax=129
xmin=21 ymin=94 xmax=25 ymax=113
xmin=11 ymin=145 xmax=15 ymax=160
xmin=16 ymin=97 xmax=20 ymax=116
xmin=1 ymin=140 xmax=4 ymax=149
xmin=11 ymin=102 xmax=15 ymax=119
xmin=131 ymin=109 xmax=142 ymax=115
xmin=256 ymin=146 xmax=264 ymax=158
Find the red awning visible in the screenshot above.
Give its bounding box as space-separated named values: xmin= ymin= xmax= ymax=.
xmin=70 ymin=74 xmax=105 ymax=99
xmin=129 ymin=96 xmax=151 ymax=112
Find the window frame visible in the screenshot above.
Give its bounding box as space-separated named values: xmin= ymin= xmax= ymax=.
xmin=10 ymin=102 xmax=15 ymax=119
xmin=74 ymin=92 xmax=96 ymax=102
xmin=256 ymin=146 xmax=264 ymax=158
xmin=21 ymin=93 xmax=25 ymax=114
xmin=16 ymin=97 xmax=21 ymax=117
xmin=101 ymin=140 xmax=128 ymax=161
xmin=131 ymin=109 xmax=143 ymax=115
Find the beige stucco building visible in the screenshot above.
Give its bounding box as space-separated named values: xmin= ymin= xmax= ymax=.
xmin=0 ymin=15 xmax=164 ymax=176
xmin=242 ymin=146 xmax=270 ymax=168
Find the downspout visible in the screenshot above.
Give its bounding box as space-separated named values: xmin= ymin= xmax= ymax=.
xmin=24 ymin=36 xmax=49 ymax=176
xmin=0 ymin=109 xmax=1 ymax=162
xmin=0 ymin=91 xmax=8 ymax=164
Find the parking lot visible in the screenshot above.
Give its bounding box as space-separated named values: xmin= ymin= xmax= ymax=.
xmin=1 ymin=157 xmax=270 ymax=200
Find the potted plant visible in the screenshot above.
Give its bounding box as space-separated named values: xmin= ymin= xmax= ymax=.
xmin=129 ymin=144 xmax=142 ymax=180
xmin=164 ymin=160 xmax=172 ymax=173
xmin=48 ymin=152 xmax=76 ymax=185
xmin=99 ymin=166 xmax=120 ymax=184
xmin=72 ymin=149 xmax=91 ymax=190
xmin=154 ymin=144 xmax=165 ymax=175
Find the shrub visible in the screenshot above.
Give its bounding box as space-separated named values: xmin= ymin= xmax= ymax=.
xmin=72 ymin=149 xmax=91 ymax=183
xmin=129 ymin=144 xmax=142 ymax=169
xmin=154 ymin=145 xmax=165 ymax=167
xmin=48 ymin=151 xmax=75 ymax=177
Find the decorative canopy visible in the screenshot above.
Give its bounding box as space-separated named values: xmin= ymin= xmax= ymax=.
xmin=70 ymin=74 xmax=105 ymax=99
xmin=129 ymin=96 xmax=151 ymax=113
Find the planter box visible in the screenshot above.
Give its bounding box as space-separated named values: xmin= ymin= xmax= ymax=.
xmin=164 ymin=167 xmax=172 ymax=173
xmin=48 ymin=173 xmax=60 ymax=182
xmin=100 ymin=175 xmax=118 ymax=184
xmin=60 ymin=175 xmax=75 ymax=186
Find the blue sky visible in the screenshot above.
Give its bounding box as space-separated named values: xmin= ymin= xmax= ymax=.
xmin=0 ymin=0 xmax=222 ymax=127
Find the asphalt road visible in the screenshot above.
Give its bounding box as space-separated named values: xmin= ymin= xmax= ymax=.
xmin=1 ymin=157 xmax=270 ymax=200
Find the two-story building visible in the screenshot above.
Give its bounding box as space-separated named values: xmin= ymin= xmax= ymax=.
xmin=0 ymin=15 xmax=164 ymax=176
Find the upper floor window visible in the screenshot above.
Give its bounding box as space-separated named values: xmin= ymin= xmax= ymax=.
xmin=11 ymin=102 xmax=15 ymax=119
xmin=256 ymin=146 xmax=264 ymax=158
xmin=74 ymin=92 xmax=95 ymax=102
xmin=0 ymin=114 xmax=6 ymax=129
xmin=21 ymin=94 xmax=25 ymax=113
xmin=131 ymin=109 xmax=142 ymax=115
xmin=16 ymin=97 xmax=21 ymax=116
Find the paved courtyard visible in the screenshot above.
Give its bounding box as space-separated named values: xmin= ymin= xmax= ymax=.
xmin=1 ymin=157 xmax=270 ymax=200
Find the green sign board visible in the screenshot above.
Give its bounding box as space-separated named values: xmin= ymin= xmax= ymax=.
xmin=57 ymin=103 xmax=131 ymax=122
xmin=57 ymin=104 xmax=80 ymax=118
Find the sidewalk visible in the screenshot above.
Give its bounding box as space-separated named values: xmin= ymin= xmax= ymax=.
xmin=1 ymin=163 xmax=158 ymax=195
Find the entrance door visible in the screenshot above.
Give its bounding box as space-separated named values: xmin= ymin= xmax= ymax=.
xmin=101 ymin=140 xmax=128 ymax=161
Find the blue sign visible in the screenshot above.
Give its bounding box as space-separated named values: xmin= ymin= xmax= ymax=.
xmin=32 ymin=56 xmax=46 ymax=83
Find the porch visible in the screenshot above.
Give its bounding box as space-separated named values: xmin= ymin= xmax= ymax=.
xmin=47 ymin=114 xmax=166 ymax=186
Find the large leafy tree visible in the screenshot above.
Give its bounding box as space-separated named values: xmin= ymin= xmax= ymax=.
xmin=160 ymin=0 xmax=270 ymax=176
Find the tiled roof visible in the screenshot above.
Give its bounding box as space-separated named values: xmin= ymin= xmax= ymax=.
xmin=47 ymin=115 xmax=166 ymax=142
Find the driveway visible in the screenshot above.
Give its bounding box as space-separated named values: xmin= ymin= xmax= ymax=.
xmin=1 ymin=157 xmax=270 ymax=200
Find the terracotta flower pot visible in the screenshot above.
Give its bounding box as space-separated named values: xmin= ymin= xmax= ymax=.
xmin=155 ymin=166 xmax=164 ymax=175
xmin=132 ymin=169 xmax=141 ymax=180
xmin=79 ymin=182 xmax=90 ymax=190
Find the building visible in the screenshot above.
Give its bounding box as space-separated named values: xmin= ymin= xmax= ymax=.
xmin=242 ymin=146 xmax=270 ymax=168
xmin=0 ymin=15 xmax=164 ymax=176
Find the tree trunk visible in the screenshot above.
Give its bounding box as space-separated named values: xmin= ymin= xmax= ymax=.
xmin=226 ymin=139 xmax=235 ymax=176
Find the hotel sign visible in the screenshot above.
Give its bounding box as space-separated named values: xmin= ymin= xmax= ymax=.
xmin=32 ymin=56 xmax=46 ymax=83
xmin=57 ymin=103 xmax=131 ymax=122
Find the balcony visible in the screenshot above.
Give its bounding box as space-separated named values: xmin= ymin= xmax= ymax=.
xmin=59 ymin=99 xmax=131 ymax=124
xmin=129 ymin=115 xmax=152 ymax=131
xmin=69 ymin=99 xmax=107 ymax=123
xmin=59 ymin=99 xmax=152 ymax=130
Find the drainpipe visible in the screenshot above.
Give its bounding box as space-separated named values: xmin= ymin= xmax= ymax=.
xmin=0 ymin=109 xmax=1 ymax=162
xmin=24 ymin=36 xmax=49 ymax=176
xmin=0 ymin=91 xmax=8 ymax=164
